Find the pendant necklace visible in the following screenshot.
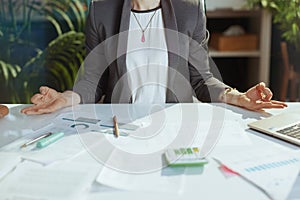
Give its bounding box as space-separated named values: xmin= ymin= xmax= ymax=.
xmin=132 ymin=10 xmax=157 ymax=43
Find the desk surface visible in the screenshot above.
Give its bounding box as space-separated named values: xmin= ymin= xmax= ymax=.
xmin=0 ymin=103 xmax=299 ymax=200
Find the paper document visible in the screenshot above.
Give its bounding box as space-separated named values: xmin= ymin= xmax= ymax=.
xmin=191 ymin=120 xmax=252 ymax=147
xmin=20 ymin=134 xmax=87 ymax=165
xmin=2 ymin=133 xmax=86 ymax=165
xmin=95 ymin=104 xmax=203 ymax=192
xmin=0 ymin=152 xmax=22 ymax=180
xmin=97 ymin=165 xmax=185 ymax=193
xmin=1 ymin=112 xmax=107 ymax=165
xmin=87 ymin=191 xmax=184 ymax=200
xmin=82 ymin=104 xmax=204 ymax=174
xmin=216 ymin=120 xmax=252 ymax=146
xmin=215 ymin=147 xmax=300 ymax=200
xmin=0 ymin=161 xmax=100 ymax=200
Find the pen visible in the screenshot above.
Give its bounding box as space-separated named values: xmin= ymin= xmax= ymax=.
xmin=113 ymin=115 xmax=119 ymax=138
xmin=62 ymin=117 xmax=75 ymax=122
xmin=20 ymin=132 xmax=52 ymax=148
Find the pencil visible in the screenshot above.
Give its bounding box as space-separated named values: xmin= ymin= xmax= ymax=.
xmin=113 ymin=115 xmax=119 ymax=138
xmin=20 ymin=132 xmax=52 ymax=148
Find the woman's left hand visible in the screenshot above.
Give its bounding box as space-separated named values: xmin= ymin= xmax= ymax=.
xmin=237 ymin=82 xmax=287 ymax=111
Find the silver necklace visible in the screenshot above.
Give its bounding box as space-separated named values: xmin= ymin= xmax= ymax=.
xmin=132 ymin=10 xmax=157 ymax=43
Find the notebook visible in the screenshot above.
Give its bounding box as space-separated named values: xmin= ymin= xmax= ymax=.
xmin=248 ymin=112 xmax=300 ymax=146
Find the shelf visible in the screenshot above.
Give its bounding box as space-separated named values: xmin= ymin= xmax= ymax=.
xmin=206 ymin=9 xmax=261 ymax=18
xmin=209 ymin=50 xmax=261 ymax=58
xmin=206 ymin=9 xmax=272 ymax=87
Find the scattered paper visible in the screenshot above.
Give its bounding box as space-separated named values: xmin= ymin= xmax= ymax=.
xmin=191 ymin=120 xmax=252 ymax=147
xmin=86 ymin=191 xmax=183 ymax=200
xmin=216 ymin=120 xmax=252 ymax=146
xmin=0 ymin=152 xmax=22 ymax=180
xmin=81 ymin=104 xmax=205 ymax=174
xmin=2 ymin=134 xmax=84 ymax=165
xmin=94 ymin=104 xmax=205 ymax=193
xmin=20 ymin=134 xmax=87 ymax=165
xmin=97 ymin=165 xmax=185 ymax=193
xmin=0 ymin=161 xmax=100 ymax=200
xmin=215 ymin=147 xmax=300 ymax=200
xmin=1 ymin=112 xmax=107 ymax=165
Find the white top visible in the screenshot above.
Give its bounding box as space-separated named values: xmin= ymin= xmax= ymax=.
xmin=126 ymin=8 xmax=168 ymax=104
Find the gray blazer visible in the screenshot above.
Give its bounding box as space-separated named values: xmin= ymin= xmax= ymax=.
xmin=74 ymin=0 xmax=228 ymax=103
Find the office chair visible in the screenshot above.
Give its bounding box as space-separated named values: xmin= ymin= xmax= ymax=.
xmin=279 ymin=42 xmax=300 ymax=101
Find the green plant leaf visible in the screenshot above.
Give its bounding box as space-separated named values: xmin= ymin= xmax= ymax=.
xmin=19 ymin=31 xmax=85 ymax=101
xmin=1 ymin=0 xmax=88 ymax=103
xmin=247 ymin=0 xmax=300 ymax=50
xmin=261 ymin=0 xmax=268 ymax=7
xmin=0 ymin=60 xmax=21 ymax=78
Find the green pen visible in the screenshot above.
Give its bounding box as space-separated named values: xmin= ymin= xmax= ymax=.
xmin=36 ymin=132 xmax=64 ymax=149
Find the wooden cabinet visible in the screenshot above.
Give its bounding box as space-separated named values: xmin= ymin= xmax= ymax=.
xmin=206 ymin=9 xmax=272 ymax=91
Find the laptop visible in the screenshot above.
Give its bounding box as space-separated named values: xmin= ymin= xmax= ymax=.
xmin=248 ymin=112 xmax=300 ymax=146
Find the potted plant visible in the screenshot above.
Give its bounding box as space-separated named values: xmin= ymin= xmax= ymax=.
xmin=246 ymin=0 xmax=300 ymax=100
xmin=0 ymin=0 xmax=37 ymax=102
xmin=246 ymin=0 xmax=300 ymax=50
xmin=0 ymin=0 xmax=88 ymax=103
xmin=17 ymin=0 xmax=87 ymax=103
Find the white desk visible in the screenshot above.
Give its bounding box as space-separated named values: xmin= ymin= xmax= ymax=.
xmin=0 ymin=103 xmax=299 ymax=200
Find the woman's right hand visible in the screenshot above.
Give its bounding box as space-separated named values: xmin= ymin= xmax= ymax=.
xmin=21 ymin=86 xmax=81 ymax=115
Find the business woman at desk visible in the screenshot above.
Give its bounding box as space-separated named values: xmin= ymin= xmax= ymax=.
xmin=21 ymin=0 xmax=287 ymax=115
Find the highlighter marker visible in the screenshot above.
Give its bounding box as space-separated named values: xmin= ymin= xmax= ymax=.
xmin=36 ymin=132 xmax=64 ymax=149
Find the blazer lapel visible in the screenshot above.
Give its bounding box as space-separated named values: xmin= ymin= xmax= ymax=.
xmin=117 ymin=0 xmax=131 ymax=78
xmin=113 ymin=0 xmax=132 ymax=103
xmin=161 ymin=0 xmax=178 ymax=38
xmin=161 ymin=0 xmax=181 ymax=102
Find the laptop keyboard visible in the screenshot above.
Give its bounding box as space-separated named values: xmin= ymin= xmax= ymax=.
xmin=277 ymin=123 xmax=300 ymax=139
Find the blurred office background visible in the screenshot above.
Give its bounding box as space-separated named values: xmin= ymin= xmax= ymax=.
xmin=0 ymin=0 xmax=299 ymax=103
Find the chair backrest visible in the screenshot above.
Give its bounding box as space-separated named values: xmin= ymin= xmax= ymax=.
xmin=280 ymin=42 xmax=290 ymax=73
xmin=280 ymin=41 xmax=300 ymax=101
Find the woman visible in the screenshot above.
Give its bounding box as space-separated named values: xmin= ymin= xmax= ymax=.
xmin=21 ymin=0 xmax=287 ymax=115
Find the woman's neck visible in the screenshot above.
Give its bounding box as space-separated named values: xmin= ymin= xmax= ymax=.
xmin=131 ymin=0 xmax=160 ymax=11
